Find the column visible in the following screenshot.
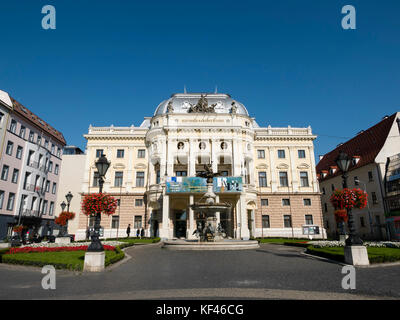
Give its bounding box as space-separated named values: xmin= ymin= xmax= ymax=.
xmin=268 ymin=147 xmax=277 ymax=192
xmin=289 ymin=147 xmax=298 ymax=192
xmin=308 ymin=146 xmax=319 ymax=192
xmin=126 ymin=146 xmax=134 ymax=192
xmin=167 ymin=138 xmax=174 ymax=177
xmin=187 ymin=195 xmax=195 ymax=239
xmin=211 ymin=139 xmax=218 ymax=173
xmin=189 ymin=139 xmax=195 ymax=176
xmin=159 ymin=194 xmax=170 ymax=240
xmin=239 ymin=195 xmax=250 ymax=240
xmin=160 ymin=137 xmax=167 ymax=182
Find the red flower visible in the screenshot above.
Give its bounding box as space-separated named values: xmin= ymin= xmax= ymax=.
xmin=81 ymin=193 xmax=118 ymax=216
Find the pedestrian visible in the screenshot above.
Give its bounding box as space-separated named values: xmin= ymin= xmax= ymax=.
xmin=86 ymin=227 xmax=90 ymax=240
xmin=126 ymin=224 xmax=131 ymax=238
xmin=136 ymin=228 xmax=140 ymax=238
xmin=140 ymin=228 xmax=145 ymax=239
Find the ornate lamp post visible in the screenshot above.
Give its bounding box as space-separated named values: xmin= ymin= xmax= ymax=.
xmin=65 ymin=191 xmax=73 ymax=212
xmin=87 ymin=155 xmax=110 ymax=252
xmin=58 ymin=201 xmax=67 ymax=237
xmin=335 ymin=151 xmax=363 ymax=246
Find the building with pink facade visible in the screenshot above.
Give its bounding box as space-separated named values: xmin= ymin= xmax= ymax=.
xmin=0 ymin=91 xmax=66 ymax=239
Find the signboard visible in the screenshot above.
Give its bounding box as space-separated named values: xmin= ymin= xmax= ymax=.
xmin=166 ymin=176 xmax=243 ymax=193
xmin=166 ymin=177 xmax=207 ymax=193
xmin=213 ymin=177 xmax=243 ymax=193
xmin=302 ymin=225 xmax=320 ymax=235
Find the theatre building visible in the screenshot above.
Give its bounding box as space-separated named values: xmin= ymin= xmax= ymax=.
xmin=76 ymin=92 xmax=324 ymax=240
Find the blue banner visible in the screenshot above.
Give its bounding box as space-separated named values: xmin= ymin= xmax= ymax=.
xmin=166 ymin=176 xmax=243 ymax=193
xmin=213 ymin=177 xmax=243 ymax=193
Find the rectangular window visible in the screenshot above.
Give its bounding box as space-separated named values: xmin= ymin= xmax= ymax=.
xmin=135 ymin=199 xmax=143 ymax=206
xmin=19 ymin=126 xmax=26 ymax=138
xmin=57 ymin=148 xmax=61 ymax=157
xmin=29 ymin=131 xmax=34 ymax=142
xmin=117 ymin=149 xmax=124 ymax=158
xmin=258 ymin=172 xmax=267 ymax=187
xmin=303 ymin=198 xmax=312 ymax=206
xmin=6 ymin=141 xmax=13 ymax=155
xmin=11 ymin=169 xmax=19 ymax=184
xmin=137 ymin=149 xmax=146 ymax=158
xmin=49 ymin=202 xmax=54 ymax=216
xmin=262 ymin=215 xmax=270 ymax=228
xmin=305 ymin=215 xmax=313 ymax=225
xmin=51 ymin=144 xmax=55 ymax=154
xmin=300 ymin=172 xmax=309 ymax=187
xmin=136 ymin=172 xmax=145 ymax=187
xmin=176 ymin=171 xmax=187 ymax=177
xmin=111 ymin=216 xmax=120 ymax=229
xmin=257 ymin=150 xmax=265 ymax=159
xmin=368 ymin=171 xmax=373 ymax=182
xmin=42 ymin=200 xmax=48 ymax=215
xmin=115 ymin=171 xmax=123 ymax=187
xmin=52 ymin=183 xmax=57 ymax=194
xmin=134 ymin=216 xmax=142 ymax=229
xmin=282 ymin=199 xmax=290 ymax=206
xmin=44 ymin=140 xmax=49 ymax=149
xmin=7 ymin=193 xmax=15 ymax=211
xmin=279 ymin=171 xmax=288 ymax=187
xmin=298 ymin=150 xmax=306 ymax=158
xmin=37 ymin=135 xmax=41 ymax=145
xmin=16 ymin=146 xmax=23 ymax=159
xmin=261 ymin=199 xmax=269 ymax=206
xmin=0 ymin=191 xmax=4 ymax=209
xmin=45 ymin=180 xmax=50 ymax=192
xmin=10 ymin=120 xmax=17 ymax=133
xmin=278 ymin=150 xmax=286 ymax=158
xmin=96 ymin=149 xmax=104 ymax=158
xmin=372 ymin=192 xmax=378 ymax=204
xmin=1 ymin=165 xmax=9 ymax=181
xmin=54 ymin=164 xmax=59 ymax=175
xmin=93 ymin=172 xmax=99 ymax=187
xmin=284 ymin=215 xmax=292 ymax=228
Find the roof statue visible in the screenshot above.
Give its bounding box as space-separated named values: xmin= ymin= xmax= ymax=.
xmin=167 ymin=101 xmax=174 ymax=113
xmin=188 ymin=95 xmax=216 ymax=113
xmin=231 ymin=101 xmax=237 ymax=114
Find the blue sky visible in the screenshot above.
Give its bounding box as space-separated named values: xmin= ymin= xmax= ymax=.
xmin=0 ymin=0 xmax=399 ymax=160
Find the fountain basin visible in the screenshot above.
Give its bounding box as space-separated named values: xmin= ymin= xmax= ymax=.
xmin=162 ymin=239 xmax=259 ymax=251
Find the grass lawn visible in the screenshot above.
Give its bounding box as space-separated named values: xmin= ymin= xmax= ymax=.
xmin=2 ymin=248 xmax=124 ymax=271
xmin=306 ymin=246 xmax=400 ymax=264
xmin=257 ymin=238 xmax=310 ymax=244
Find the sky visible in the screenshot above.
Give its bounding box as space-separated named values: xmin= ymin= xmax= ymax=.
xmin=0 ymin=0 xmax=399 ymax=161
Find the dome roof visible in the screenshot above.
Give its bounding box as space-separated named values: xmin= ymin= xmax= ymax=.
xmin=154 ymin=93 xmax=249 ymax=116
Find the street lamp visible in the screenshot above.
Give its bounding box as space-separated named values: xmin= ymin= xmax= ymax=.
xmin=335 ymin=151 xmax=363 ymax=246
xmin=87 ymin=155 xmax=110 ymax=252
xmin=65 ymin=191 xmax=73 ymax=212
xmin=59 ymin=201 xmax=67 ymax=237
xmin=60 ymin=201 xmax=66 ymax=212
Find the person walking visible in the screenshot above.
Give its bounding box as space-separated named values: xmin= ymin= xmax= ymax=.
xmin=126 ymin=224 xmax=131 ymax=238
xmin=136 ymin=228 xmax=140 ymax=238
xmin=140 ymin=228 xmax=145 ymax=239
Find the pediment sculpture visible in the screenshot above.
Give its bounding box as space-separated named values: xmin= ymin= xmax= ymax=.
xmin=188 ymin=95 xmax=216 ymax=113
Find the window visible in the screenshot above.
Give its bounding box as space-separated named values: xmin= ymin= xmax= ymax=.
xmin=300 ymin=172 xmax=309 ymax=187
xmin=51 ymin=144 xmax=55 ymax=154
xmin=303 ymin=199 xmax=312 ymax=206
xmin=7 ymin=193 xmax=15 ymax=211
xmin=93 ymin=172 xmax=99 ymax=187
xmin=262 ymin=215 xmax=270 ymax=228
xmin=135 ymin=199 xmax=143 ymax=206
xmin=45 ymin=181 xmax=50 ymax=192
xmin=117 ymin=149 xmax=125 ymax=158
xmin=282 ymin=199 xmax=290 ymax=206
xmin=57 ymin=148 xmax=61 ymax=157
xmin=220 ymin=171 xmax=228 ymax=176
xmin=176 ymin=171 xmax=187 ymax=177
xmin=111 ymin=216 xmax=120 ymax=229
xmin=10 ymin=120 xmax=17 ymax=133
xmin=37 ymin=135 xmax=41 ymax=145
xmin=177 ymin=142 xmax=184 ymax=150
xmin=42 ymin=200 xmax=48 ymax=215
xmin=137 ymin=149 xmax=146 ymax=158
xmin=115 ymin=171 xmax=123 ymax=187
xmin=199 ymin=142 xmax=206 ymax=150
xmin=372 ymin=192 xmax=378 ymax=204
xmin=305 ymin=215 xmax=313 ymax=225
xmin=19 ymin=126 xmax=26 ymax=138
xmin=322 ymin=187 xmax=326 ymax=195
xmin=52 ymin=183 xmax=57 ymax=194
xmin=16 ymin=146 xmax=23 ymax=159
xmin=360 ymin=217 xmax=365 ymax=228
xmin=278 ymin=150 xmax=285 ymax=158
xmin=284 ymin=215 xmax=292 ymax=228
xmin=48 ymin=161 xmax=53 ymax=172
xmin=54 ymin=164 xmax=59 ymax=175
xmin=11 ymin=169 xmax=19 ymax=184
xmin=220 ymin=142 xmax=228 ymax=150
xmin=49 ymin=202 xmax=54 ymax=216
xmin=258 ymin=172 xmax=267 ymax=187
xmin=261 ymin=199 xmax=269 ymax=206
xmin=0 ymin=112 xmax=3 ymax=124
xmin=134 ymin=216 xmax=142 ymax=229
xmin=136 ymin=172 xmax=145 ymax=187
xmin=44 ymin=140 xmax=49 ymax=149
xmin=156 ymin=170 xmax=160 ymax=184
xmin=354 ymin=176 xmax=359 ymax=186
xmin=257 ymin=150 xmax=265 ymax=159
xmin=1 ymin=165 xmax=9 ymax=181
xmin=368 ymin=171 xmax=373 ymax=182
xmin=298 ymin=150 xmax=306 ymax=158
xmin=279 ymin=172 xmax=288 ymax=187
xmin=0 ymin=191 xmax=4 ymax=209
xmin=96 ymin=149 xmax=104 ymax=158
xmin=29 ymin=131 xmax=34 ymax=142
xmin=6 ymin=141 xmax=13 ymax=156
xmin=324 ymin=203 xmax=328 ymax=212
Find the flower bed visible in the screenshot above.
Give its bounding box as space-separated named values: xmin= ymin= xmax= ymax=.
xmin=19 ymin=241 xmax=124 ymax=249
xmin=308 ymin=240 xmax=400 ymax=248
xmin=7 ymin=245 xmax=116 ymax=254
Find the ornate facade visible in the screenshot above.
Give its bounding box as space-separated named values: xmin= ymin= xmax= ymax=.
xmin=77 ymin=93 xmax=324 ymax=240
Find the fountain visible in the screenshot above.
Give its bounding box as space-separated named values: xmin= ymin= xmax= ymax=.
xmin=162 ymin=164 xmax=259 ymax=250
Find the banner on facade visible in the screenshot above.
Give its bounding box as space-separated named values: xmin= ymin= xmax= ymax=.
xmin=166 ymin=176 xmax=243 ymax=193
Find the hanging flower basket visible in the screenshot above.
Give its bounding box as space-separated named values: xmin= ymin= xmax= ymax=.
xmin=55 ymin=211 xmax=76 ymax=226
xmin=12 ymin=225 xmax=24 ymax=233
xmin=334 ymin=209 xmax=348 ymax=223
xmin=329 ymin=188 xmax=368 ymax=210
xmin=81 ymin=193 xmax=118 ymax=216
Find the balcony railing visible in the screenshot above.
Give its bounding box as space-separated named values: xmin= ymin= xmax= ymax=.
xmin=21 ymin=209 xmax=41 ymax=218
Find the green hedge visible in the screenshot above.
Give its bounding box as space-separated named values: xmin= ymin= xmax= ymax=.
xmin=0 ymin=248 xmax=10 ymax=263
xmin=306 ymin=246 xmax=345 ymax=262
